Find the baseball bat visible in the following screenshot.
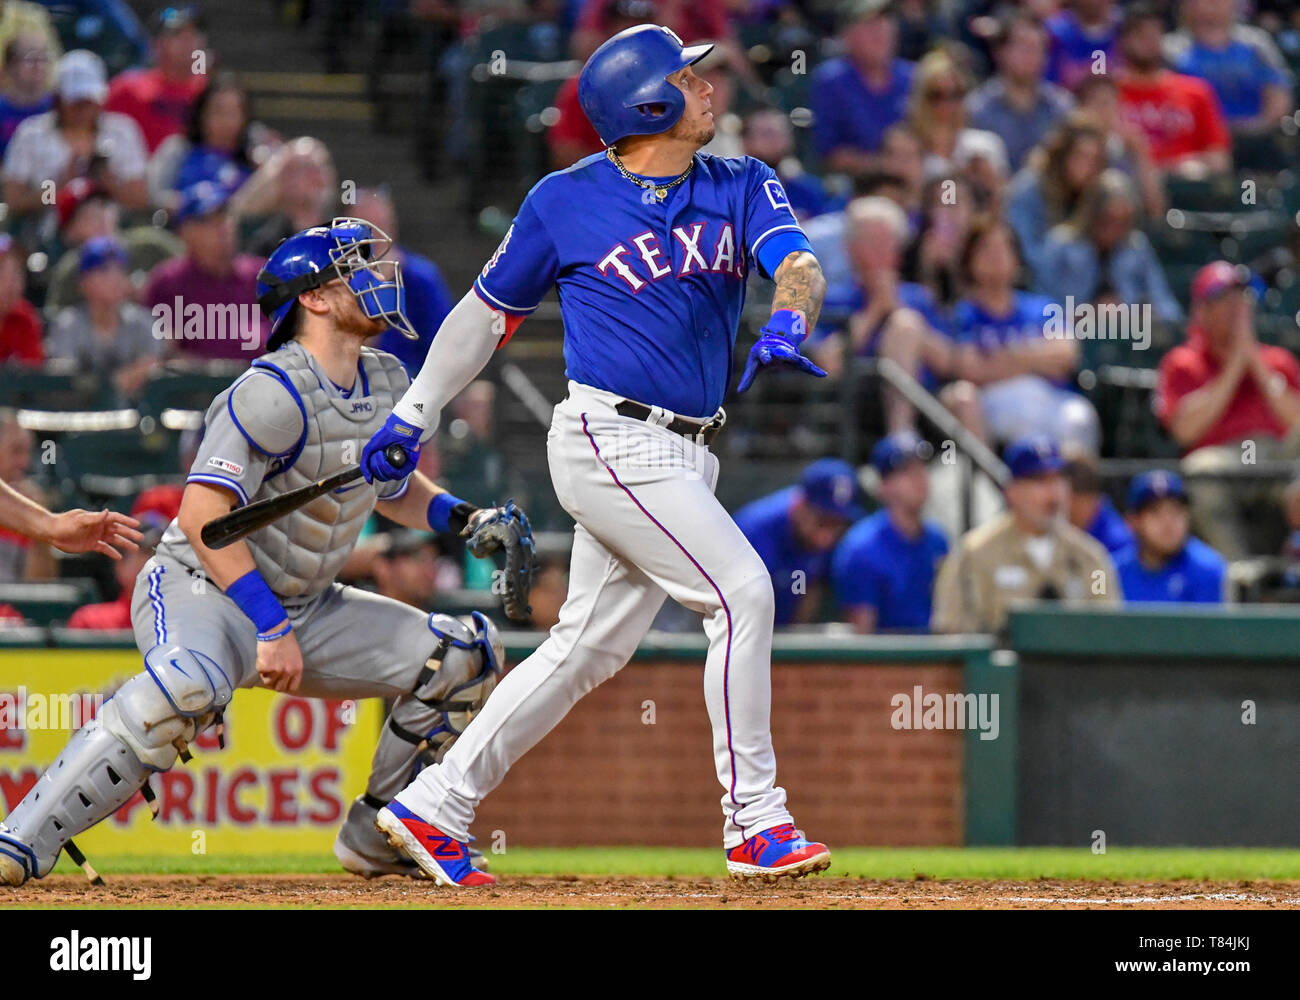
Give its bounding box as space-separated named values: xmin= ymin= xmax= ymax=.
xmin=199 ymin=445 xmax=407 ymax=550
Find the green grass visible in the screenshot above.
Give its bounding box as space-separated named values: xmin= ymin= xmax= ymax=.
xmin=51 ymin=847 xmax=1300 ymax=881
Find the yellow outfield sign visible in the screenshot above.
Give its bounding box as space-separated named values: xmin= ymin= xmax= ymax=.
xmin=0 ymin=650 xmax=383 ymax=857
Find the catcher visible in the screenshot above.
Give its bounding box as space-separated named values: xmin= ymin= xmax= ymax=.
xmin=0 ymin=218 xmax=536 ymax=887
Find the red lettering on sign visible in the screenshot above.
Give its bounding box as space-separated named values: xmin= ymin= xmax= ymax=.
xmin=307 ymin=768 xmax=341 ymax=823
xmin=0 ymin=724 xmax=23 ymax=751
xmin=275 ymin=698 xmax=313 ymax=751
xmin=159 ymin=771 xmax=195 ymax=822
xmin=267 ymin=769 xmax=298 ymax=824
xmin=225 ymin=769 xmax=257 ymax=824
xmin=203 ymin=767 xmax=221 ymax=824
xmin=0 ymin=767 xmax=37 ymax=811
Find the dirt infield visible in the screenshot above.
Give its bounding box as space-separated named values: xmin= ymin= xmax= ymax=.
xmin=13 ymin=874 xmax=1300 ymax=908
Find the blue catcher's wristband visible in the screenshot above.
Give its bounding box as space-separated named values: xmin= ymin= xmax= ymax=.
xmin=226 ymin=569 xmax=289 ymax=635
xmin=427 ymin=492 xmax=468 ymax=533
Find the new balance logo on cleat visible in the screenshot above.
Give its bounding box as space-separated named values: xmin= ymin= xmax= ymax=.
xmin=375 ymin=801 xmax=495 ymax=887
xmin=725 ymin=824 xmax=831 ymax=883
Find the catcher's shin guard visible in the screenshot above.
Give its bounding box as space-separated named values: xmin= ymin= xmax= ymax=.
xmin=0 ymin=644 xmax=233 ymax=886
xmin=0 ymin=714 xmax=151 ymax=885
xmin=361 ymin=612 xmax=504 ymax=802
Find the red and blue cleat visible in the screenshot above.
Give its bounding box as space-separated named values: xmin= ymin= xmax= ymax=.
xmin=725 ymin=824 xmax=831 ymax=882
xmin=375 ymin=800 xmax=495 ymax=887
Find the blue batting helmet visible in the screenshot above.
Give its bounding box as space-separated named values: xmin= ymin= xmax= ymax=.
xmin=577 ymin=24 xmax=714 ymax=147
xmin=257 ymin=217 xmax=418 ymax=351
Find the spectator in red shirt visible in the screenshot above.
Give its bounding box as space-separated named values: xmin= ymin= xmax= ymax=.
xmin=1156 ymin=261 xmax=1300 ymax=557
xmin=1115 ymin=3 xmax=1231 ymax=177
xmin=143 ymin=180 xmax=267 ymax=361
xmin=67 ymin=508 xmax=166 ymax=630
xmin=105 ymin=4 xmax=209 ymax=154
xmin=0 ymin=233 xmax=40 ymax=363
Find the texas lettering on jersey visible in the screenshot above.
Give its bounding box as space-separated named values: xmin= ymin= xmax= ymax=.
xmin=473 ymin=151 xmax=809 ymax=417
xmin=597 ymin=221 xmax=746 ymax=291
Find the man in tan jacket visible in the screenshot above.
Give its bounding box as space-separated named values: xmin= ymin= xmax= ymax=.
xmin=933 ymin=434 xmax=1118 ymax=634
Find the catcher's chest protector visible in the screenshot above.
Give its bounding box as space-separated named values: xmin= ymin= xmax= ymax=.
xmin=244 ymin=345 xmax=409 ymax=597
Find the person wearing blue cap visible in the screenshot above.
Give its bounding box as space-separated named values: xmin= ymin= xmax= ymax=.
xmin=831 ymin=431 xmax=947 ymax=632
xmin=933 ymin=432 xmax=1117 ymax=634
xmin=732 ymin=458 xmax=867 ymax=626
xmin=1114 ymin=471 xmax=1227 ymax=603
xmin=46 ymin=235 xmax=162 ymax=398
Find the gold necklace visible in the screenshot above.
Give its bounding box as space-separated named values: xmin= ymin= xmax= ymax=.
xmin=606 ymin=148 xmax=694 ymax=201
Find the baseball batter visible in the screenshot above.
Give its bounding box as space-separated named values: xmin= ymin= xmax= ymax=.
xmin=0 ymin=219 xmax=525 ymax=888
xmin=360 ymin=25 xmax=833 ymax=883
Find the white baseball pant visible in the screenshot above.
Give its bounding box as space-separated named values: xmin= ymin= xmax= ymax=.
xmin=395 ymin=380 xmax=792 ymax=846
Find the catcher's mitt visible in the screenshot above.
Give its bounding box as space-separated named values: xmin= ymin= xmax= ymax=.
xmin=462 ymin=499 xmax=537 ymax=621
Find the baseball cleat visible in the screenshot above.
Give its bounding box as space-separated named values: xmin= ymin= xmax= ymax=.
xmin=725 ymin=824 xmax=831 ymax=882
xmin=375 ymin=801 xmax=495 ymax=887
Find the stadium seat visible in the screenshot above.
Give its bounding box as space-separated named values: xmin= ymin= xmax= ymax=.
xmin=139 ymin=368 xmax=243 ymax=417
xmin=0 ymin=579 xmax=99 ymax=626
xmin=0 ymin=367 xmax=112 ymax=410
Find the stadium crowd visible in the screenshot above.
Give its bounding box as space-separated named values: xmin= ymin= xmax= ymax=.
xmin=0 ymin=0 xmax=1299 ymax=638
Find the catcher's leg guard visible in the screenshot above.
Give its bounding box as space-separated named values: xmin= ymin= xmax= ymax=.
xmin=0 ymin=644 xmax=232 ymax=886
xmin=360 ymin=612 xmax=504 ymax=802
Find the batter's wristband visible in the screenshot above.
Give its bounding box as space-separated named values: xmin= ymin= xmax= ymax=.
xmin=226 ymin=569 xmax=289 ymax=635
xmin=427 ymin=492 xmax=469 ymax=533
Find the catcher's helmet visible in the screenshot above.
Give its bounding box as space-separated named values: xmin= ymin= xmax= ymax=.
xmin=257 ymin=217 xmax=419 ymax=351
xmin=577 ymin=24 xmax=714 ymax=147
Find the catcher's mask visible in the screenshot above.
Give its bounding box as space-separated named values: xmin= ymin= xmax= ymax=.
xmin=257 ymin=217 xmax=419 ymax=349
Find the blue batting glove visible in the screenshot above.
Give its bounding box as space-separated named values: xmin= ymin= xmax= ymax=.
xmin=737 ymin=309 xmax=828 ymax=394
xmin=361 ymin=413 xmax=422 ymax=483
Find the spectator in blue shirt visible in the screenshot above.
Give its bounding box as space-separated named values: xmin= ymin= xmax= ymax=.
xmin=1066 ymin=456 xmax=1134 ymax=555
xmin=1165 ymin=0 xmax=1294 ymax=134
xmin=947 ymin=217 xmax=1099 ymax=454
xmin=354 ymin=186 xmax=455 ymax=375
xmin=810 ymin=0 xmax=914 ymax=175
xmin=967 ymin=11 xmax=1075 ymax=173
xmin=0 ymin=30 xmax=54 ymax=158
xmin=833 ymin=431 xmax=947 ymax=633
xmin=733 ymin=459 xmax=866 ymax=627
xmin=1116 ymin=470 xmax=1228 ymax=603
xmin=1046 ymin=0 xmax=1121 ymax=92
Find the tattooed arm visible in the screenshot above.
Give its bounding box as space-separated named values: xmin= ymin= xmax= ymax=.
xmin=771 ymin=250 xmax=827 ymax=333
xmin=736 ymin=250 xmax=829 ymax=393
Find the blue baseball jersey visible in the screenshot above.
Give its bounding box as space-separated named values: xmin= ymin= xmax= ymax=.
xmin=733 ymin=487 xmax=833 ymax=627
xmin=1086 ymin=495 xmax=1135 ymax=555
xmin=1168 ymin=36 xmax=1292 ymax=121
xmin=474 ymin=151 xmax=809 ymax=418
xmin=1115 ymin=537 xmax=1227 ymax=604
xmin=831 ymin=510 xmax=948 ymax=632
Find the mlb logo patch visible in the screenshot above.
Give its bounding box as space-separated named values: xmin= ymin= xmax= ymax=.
xmin=764 ymin=179 xmax=790 ymax=211
xmin=207 ymin=456 xmax=245 ymax=476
